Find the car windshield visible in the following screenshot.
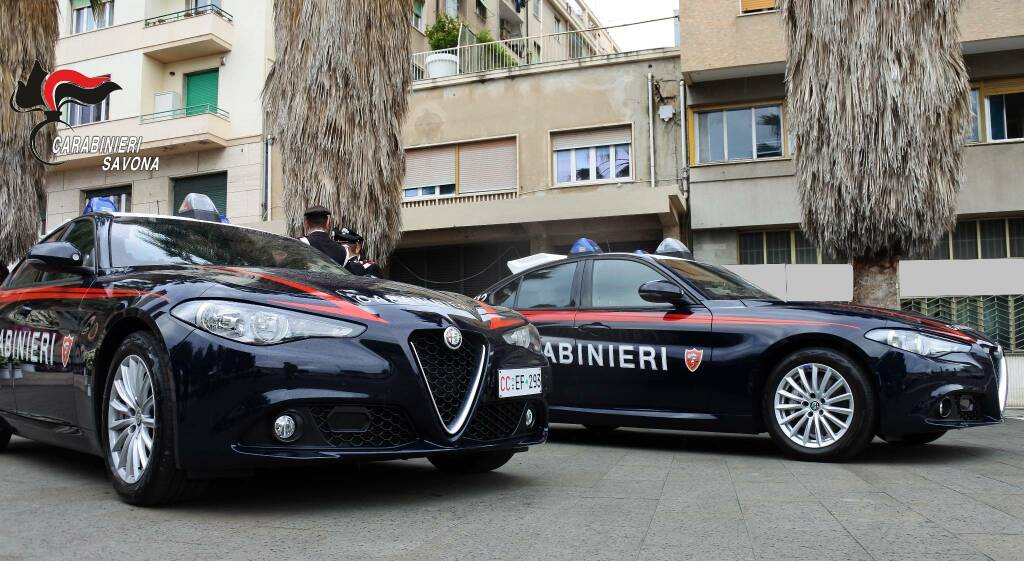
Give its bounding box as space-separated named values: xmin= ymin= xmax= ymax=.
xmin=655 ymin=257 xmax=776 ymax=300
xmin=109 ymin=218 xmax=349 ymax=274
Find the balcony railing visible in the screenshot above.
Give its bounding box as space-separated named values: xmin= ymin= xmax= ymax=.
xmin=139 ymin=104 xmax=230 ymax=124
xmin=144 ymin=5 xmax=233 ymax=28
xmin=410 ymin=17 xmax=674 ymax=81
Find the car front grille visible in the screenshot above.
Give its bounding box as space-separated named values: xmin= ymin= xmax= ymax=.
xmin=464 ymin=401 xmax=527 ymax=442
xmin=309 ymin=405 xmax=415 ymax=448
xmin=409 ymin=330 xmax=486 ymax=432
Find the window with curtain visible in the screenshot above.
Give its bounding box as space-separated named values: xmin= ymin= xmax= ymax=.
xmin=552 ymin=126 xmax=632 ymax=186
xmin=62 ymin=74 xmax=112 ymax=125
xmin=446 ymin=0 xmax=459 ymax=18
xmin=966 ymin=89 xmax=981 ymax=143
xmin=72 ymin=0 xmax=114 ymax=34
xmin=411 ymin=0 xmax=425 ymax=31
xmin=696 ymin=103 xmax=784 ymax=164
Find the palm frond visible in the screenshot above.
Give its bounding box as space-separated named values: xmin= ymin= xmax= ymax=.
xmin=0 ymin=0 xmax=59 ymax=264
xmin=781 ymin=0 xmax=970 ymax=260
xmin=264 ymin=0 xmax=412 ymax=265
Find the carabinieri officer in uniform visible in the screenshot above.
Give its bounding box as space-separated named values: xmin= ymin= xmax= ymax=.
xmin=299 ymin=206 xmax=348 ymax=266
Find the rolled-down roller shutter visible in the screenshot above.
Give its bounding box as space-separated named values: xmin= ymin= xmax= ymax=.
xmin=173 ymin=172 xmax=227 ymax=215
xmin=458 ymin=138 xmax=517 ymax=193
xmin=551 ymin=126 xmax=632 ymax=151
xmin=405 ymin=145 xmax=457 ymax=189
xmin=984 ymin=77 xmax=1024 ymax=96
xmin=741 ymin=0 xmax=777 ymax=12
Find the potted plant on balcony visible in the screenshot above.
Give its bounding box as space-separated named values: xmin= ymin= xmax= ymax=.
xmin=424 ymin=14 xmax=461 ymax=78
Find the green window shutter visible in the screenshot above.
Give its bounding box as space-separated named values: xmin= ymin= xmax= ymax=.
xmin=71 ymin=0 xmax=92 ymax=9
xmin=173 ymin=172 xmax=228 ymax=216
xmin=185 ymin=69 xmax=219 ymax=116
xmin=413 ymin=0 xmax=424 ymax=17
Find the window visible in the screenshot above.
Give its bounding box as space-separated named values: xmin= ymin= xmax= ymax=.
xmin=516 ymin=262 xmax=577 ymax=309
xmin=489 ymin=278 xmax=520 ymax=307
xmin=190 ymin=0 xmax=221 ymax=9
xmin=404 ymin=138 xmax=517 ymax=200
xmin=657 ymin=258 xmax=774 ymax=300
xmin=738 ymin=230 xmax=844 ymax=265
xmin=554 ymin=16 xmax=563 ymax=36
xmin=740 ymin=0 xmax=777 ymax=13
xmin=552 ymin=126 xmax=632 ymax=186
xmin=72 ymin=0 xmax=114 ymax=34
xmin=695 ymin=103 xmax=784 ymax=164
xmin=61 ymin=219 xmax=97 ymax=270
xmin=533 ymin=0 xmax=541 ymax=19
xmin=924 ymin=218 xmax=1024 ymax=260
xmin=446 ymin=0 xmax=459 ymax=18
xmin=591 ymin=260 xmax=669 ymax=308
xmin=966 ymin=89 xmax=981 ymax=143
xmin=62 ymin=74 xmax=111 ymax=126
xmin=411 ymin=0 xmax=425 ymax=32
xmin=475 ymin=0 xmax=487 ymax=19
xmin=987 ymin=92 xmax=1024 ymax=142
xmin=85 ymin=186 xmax=131 ymax=213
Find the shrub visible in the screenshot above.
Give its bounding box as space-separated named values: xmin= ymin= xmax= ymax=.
xmin=426 ymin=14 xmax=461 ymax=50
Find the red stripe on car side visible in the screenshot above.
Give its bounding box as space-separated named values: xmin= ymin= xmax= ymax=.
xmin=519 ymin=310 xmax=856 ymax=329
xmin=208 ymin=266 xmax=386 ymax=324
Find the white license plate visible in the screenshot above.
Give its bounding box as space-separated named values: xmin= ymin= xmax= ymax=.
xmin=498 ymin=368 xmax=543 ymax=398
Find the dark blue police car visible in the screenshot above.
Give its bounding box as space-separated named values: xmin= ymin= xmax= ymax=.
xmin=479 ymin=244 xmax=1009 ymax=461
xmin=0 ymin=213 xmax=549 ymax=504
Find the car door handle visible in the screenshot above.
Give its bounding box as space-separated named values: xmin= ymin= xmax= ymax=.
xmin=579 ymin=322 xmax=610 ymax=332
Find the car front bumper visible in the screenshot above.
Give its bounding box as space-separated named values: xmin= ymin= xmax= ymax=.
xmin=167 ymin=327 xmax=550 ymax=471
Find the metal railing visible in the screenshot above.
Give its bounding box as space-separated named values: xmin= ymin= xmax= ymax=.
xmin=144 ymin=5 xmax=233 ymax=28
xmin=411 ymin=17 xmax=675 ymax=82
xmin=401 ymin=190 xmax=518 ymax=208
xmin=139 ymin=104 xmax=230 ymax=123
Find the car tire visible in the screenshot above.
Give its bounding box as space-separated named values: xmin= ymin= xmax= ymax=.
xmin=101 ymin=331 xmax=204 ymax=505
xmin=883 ymin=431 xmax=946 ymax=446
xmin=583 ymin=425 xmax=619 ymax=432
xmin=762 ymin=348 xmax=876 ymax=462
xmin=428 ymin=450 xmax=516 ymax=474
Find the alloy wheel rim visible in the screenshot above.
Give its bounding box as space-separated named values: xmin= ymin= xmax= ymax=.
xmin=106 ymin=355 xmax=156 ymax=484
xmin=773 ymin=363 xmax=854 ymax=449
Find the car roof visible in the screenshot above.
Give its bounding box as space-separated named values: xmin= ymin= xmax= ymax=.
xmin=88 ymin=212 xmax=279 ymax=236
xmin=506 ymin=251 xmax=702 ymax=280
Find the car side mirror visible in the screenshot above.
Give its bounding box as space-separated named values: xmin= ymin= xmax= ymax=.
xmin=639 ymin=280 xmax=692 ymax=305
xmin=26 ymin=242 xmax=91 ymax=275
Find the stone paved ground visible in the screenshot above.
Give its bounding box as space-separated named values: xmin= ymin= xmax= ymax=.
xmin=2 ymin=415 xmax=1024 ymax=561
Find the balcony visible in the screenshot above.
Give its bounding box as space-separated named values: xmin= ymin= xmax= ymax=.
xmin=411 ymin=18 xmax=670 ymax=82
xmin=142 ymin=6 xmax=233 ymax=63
xmin=49 ymin=106 xmax=231 ymax=168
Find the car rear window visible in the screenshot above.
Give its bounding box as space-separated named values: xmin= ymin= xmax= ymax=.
xmin=110 ymin=219 xmax=348 ymax=273
xmin=656 ymin=257 xmax=776 ymax=300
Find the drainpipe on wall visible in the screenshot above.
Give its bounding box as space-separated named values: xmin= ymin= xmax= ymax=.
xmin=679 ymin=78 xmax=692 ymax=249
xmin=648 ymin=72 xmax=656 ymax=189
xmin=263 ymin=135 xmax=273 ymax=221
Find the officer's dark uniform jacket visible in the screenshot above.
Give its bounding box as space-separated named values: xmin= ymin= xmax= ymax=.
xmin=344 ymin=256 xmax=382 ymax=277
xmin=302 ymin=230 xmax=348 ymax=266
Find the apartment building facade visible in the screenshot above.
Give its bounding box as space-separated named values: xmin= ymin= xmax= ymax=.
xmin=43 ymin=0 xmax=276 ymax=230
xmin=679 ymin=0 xmax=1024 ymax=402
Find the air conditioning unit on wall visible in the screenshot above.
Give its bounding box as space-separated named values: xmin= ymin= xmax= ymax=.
xmin=153 ymin=91 xmax=180 ymax=119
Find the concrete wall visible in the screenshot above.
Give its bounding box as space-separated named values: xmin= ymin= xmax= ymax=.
xmin=679 ymin=0 xmax=1024 ymax=80
xmin=405 ymin=50 xmax=683 ymax=196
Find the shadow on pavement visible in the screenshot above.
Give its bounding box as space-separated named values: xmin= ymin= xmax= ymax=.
xmin=548 ymin=423 xmax=1002 ymax=465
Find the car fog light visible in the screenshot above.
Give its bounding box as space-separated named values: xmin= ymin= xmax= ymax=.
xmin=958 ymin=395 xmax=975 ymax=413
xmin=938 ymin=397 xmax=953 ymax=418
xmin=273 ymin=414 xmax=299 ymax=442
xmin=525 ymin=407 xmax=535 ymax=428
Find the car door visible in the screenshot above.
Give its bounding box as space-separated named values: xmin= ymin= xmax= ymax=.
xmin=4 ymin=219 xmax=96 ymax=426
xmin=573 ymin=257 xmax=715 ymax=413
xmin=490 ymin=260 xmax=582 ymax=407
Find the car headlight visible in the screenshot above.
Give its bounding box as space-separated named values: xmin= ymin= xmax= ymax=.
xmin=502 ymin=324 xmax=542 ymax=353
xmin=172 ymin=300 xmax=365 ymax=345
xmin=865 ymin=328 xmax=972 ymax=358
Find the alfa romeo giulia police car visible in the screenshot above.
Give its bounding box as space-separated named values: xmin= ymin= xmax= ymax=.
xmin=0 ymin=213 xmax=549 ymax=505
xmin=479 ymin=242 xmax=1009 ymax=461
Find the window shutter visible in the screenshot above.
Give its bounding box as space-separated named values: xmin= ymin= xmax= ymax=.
xmin=984 ymin=77 xmax=1024 ymax=96
xmin=173 ymin=172 xmax=228 ymax=216
xmin=413 ymin=0 xmax=424 ymax=17
xmin=458 ymin=138 xmax=517 ymax=193
xmin=741 ymin=0 xmax=777 ymax=12
xmin=551 ymin=126 xmax=631 ymax=151
xmin=185 ymin=69 xmax=219 ymax=115
xmin=71 ymin=0 xmax=92 ymax=8
xmin=405 ymin=146 xmax=457 ymax=189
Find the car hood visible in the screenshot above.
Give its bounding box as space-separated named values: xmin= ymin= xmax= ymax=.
xmin=189 ymin=265 xmax=522 ymax=328
xmin=743 ymin=300 xmax=989 ymax=345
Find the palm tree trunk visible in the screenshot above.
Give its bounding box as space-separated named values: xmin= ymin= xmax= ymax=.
xmin=0 ymin=0 xmax=59 ymax=265
xmin=852 ymin=256 xmax=899 ymax=310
